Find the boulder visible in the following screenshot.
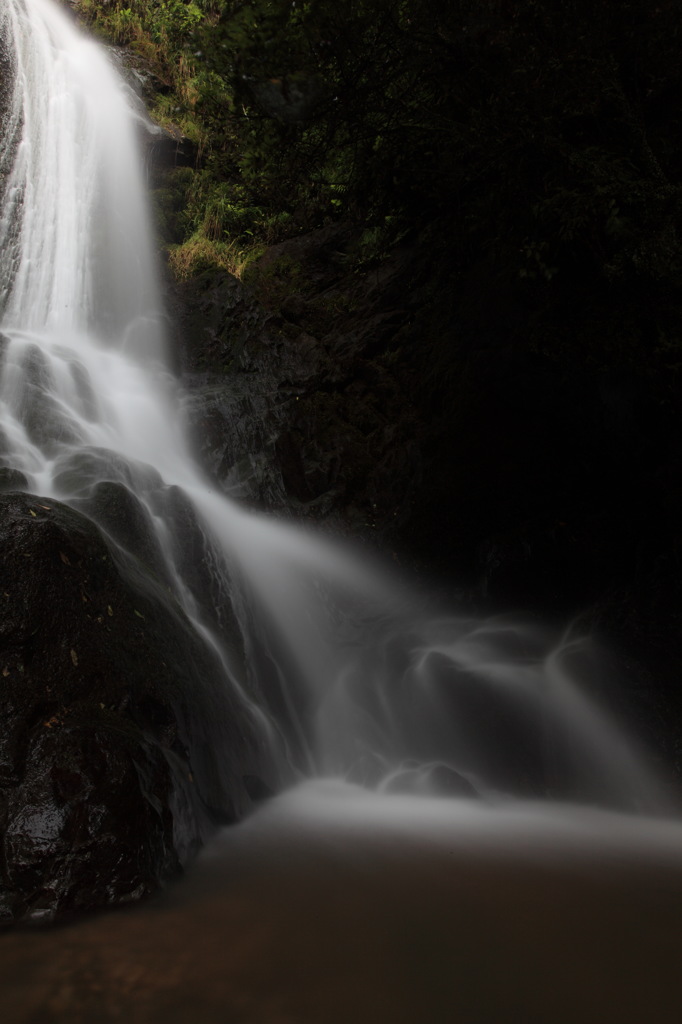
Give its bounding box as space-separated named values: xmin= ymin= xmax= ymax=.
xmin=0 ymin=491 xmax=275 ymax=925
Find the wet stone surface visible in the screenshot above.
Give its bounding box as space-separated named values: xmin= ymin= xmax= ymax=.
xmin=0 ymin=491 xmax=271 ymax=926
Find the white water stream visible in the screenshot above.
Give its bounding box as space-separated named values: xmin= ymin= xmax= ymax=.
xmin=1 ymin=3 xmax=682 ymax=1019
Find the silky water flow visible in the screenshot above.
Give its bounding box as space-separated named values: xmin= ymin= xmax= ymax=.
xmin=1 ymin=3 xmax=682 ymax=1022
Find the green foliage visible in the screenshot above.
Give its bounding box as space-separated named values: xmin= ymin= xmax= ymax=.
xmin=182 ymin=176 xmax=263 ymax=241
xmin=184 ymin=0 xmax=682 ymax=283
xmin=79 ymin=0 xmax=682 ymax=391
xmin=167 ymin=232 xmax=264 ymax=279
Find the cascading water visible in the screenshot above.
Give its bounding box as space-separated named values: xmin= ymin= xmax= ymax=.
xmin=0 ymin=0 xmax=163 ymax=347
xmin=3 ymin=3 xmax=682 ymax=1019
xmin=0 ymin=0 xmax=673 ymax=817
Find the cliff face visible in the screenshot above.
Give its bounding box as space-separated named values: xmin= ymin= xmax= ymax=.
xmin=175 ymin=224 xmax=679 ymax=592
xmin=172 ymin=222 xmax=682 ymax=774
xmin=175 ymin=225 xmax=421 ymax=551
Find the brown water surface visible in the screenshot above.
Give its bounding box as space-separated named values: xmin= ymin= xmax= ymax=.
xmin=3 ymin=785 xmax=682 ymax=1024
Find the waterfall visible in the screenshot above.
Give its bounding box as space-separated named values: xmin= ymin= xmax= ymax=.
xmin=0 ymin=0 xmax=670 ymax=824
xmin=0 ymin=0 xmax=163 ymax=347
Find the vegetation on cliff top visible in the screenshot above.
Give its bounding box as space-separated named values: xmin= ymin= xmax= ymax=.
xmin=75 ymin=1 xmax=682 ymax=382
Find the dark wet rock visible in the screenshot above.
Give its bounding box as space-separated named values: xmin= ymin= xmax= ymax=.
xmin=0 ymin=31 xmax=12 ymax=121
xmin=0 ymin=491 xmax=276 ymax=926
xmin=173 ymin=268 xmax=275 ymax=376
xmin=0 ymin=468 xmax=28 ymax=493
xmin=74 ymin=480 xmax=172 ymax=589
xmin=242 ymin=774 xmax=274 ymax=803
xmin=145 ymin=124 xmax=200 ymax=182
xmin=175 ymin=231 xmax=421 ymax=549
xmin=107 ymin=43 xmax=170 ymax=107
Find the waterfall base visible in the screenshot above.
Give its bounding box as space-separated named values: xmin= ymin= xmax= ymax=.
xmin=3 ymin=782 xmax=682 ymax=1023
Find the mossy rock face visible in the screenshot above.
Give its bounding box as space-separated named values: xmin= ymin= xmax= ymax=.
xmin=0 ymin=492 xmax=271 ymax=926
